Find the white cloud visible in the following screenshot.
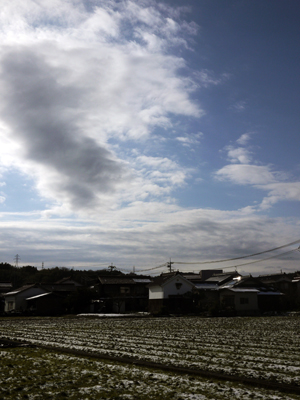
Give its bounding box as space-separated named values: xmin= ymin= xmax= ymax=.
xmin=215 ymin=164 xmax=277 ymax=185
xmin=231 ymin=100 xmax=246 ymax=112
xmin=0 ymin=0 xmax=202 ymax=215
xmin=226 ymin=147 xmax=252 ymax=164
xmin=124 ymin=155 xmax=188 ymax=201
xmin=223 ymin=133 xmax=254 ymax=164
xmin=236 ymin=133 xmax=252 ymax=145
xmin=176 ymin=132 xmax=203 ymax=147
xmin=260 ymin=182 xmax=300 ymax=210
xmin=194 ymin=69 xmax=229 ymax=88
xmin=216 ymin=134 xmax=300 ymax=210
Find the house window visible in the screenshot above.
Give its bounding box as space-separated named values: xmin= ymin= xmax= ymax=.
xmin=120 ymin=287 xmax=130 ymax=294
xmin=8 ymin=301 xmax=14 ymax=311
xmin=175 ymin=283 xmax=182 ymax=290
xmin=240 ymin=297 xmax=249 ymax=305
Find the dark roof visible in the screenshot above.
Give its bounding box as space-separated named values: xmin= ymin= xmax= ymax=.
xmin=26 ymin=292 xmax=63 ymax=301
xmin=98 ymin=276 xmax=136 ymax=285
xmin=55 ymin=277 xmax=82 ymax=286
xmin=5 ymin=284 xmax=36 ymax=295
xmin=220 ymin=275 xmax=282 ymax=294
xmin=205 ymin=272 xmax=239 ymax=285
xmin=132 ymin=278 xmax=152 ymax=283
xmin=0 ymin=282 xmax=13 ymax=293
xmin=0 ymin=282 xmax=13 ymax=287
xmin=40 ymin=283 xmax=77 ymax=292
xmin=148 ymin=271 xmax=185 ymax=287
xmin=182 ymin=273 xmax=203 ymax=283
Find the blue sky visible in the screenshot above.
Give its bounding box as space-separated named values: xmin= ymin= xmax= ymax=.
xmin=0 ymin=0 xmax=300 ymax=275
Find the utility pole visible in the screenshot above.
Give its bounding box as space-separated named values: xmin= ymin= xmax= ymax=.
xmin=167 ymin=258 xmax=174 ymax=273
xmin=14 ymin=254 xmax=20 ymax=268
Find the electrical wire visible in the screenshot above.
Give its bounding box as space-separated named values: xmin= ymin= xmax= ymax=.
xmin=54 ymin=240 xmax=300 ymax=274
xmin=172 ymin=239 xmax=300 ymax=265
xmin=222 ymin=248 xmax=298 ymax=270
xmin=135 ymin=262 xmax=168 ymax=272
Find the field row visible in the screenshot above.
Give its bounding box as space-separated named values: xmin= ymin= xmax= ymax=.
xmin=2 ymin=346 xmax=299 ymax=400
xmin=0 ymin=316 xmax=300 ymax=386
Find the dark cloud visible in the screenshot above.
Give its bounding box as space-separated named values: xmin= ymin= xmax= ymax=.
xmin=0 ymin=48 xmax=128 ymax=208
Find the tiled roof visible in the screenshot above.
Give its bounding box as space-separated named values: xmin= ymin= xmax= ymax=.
xmin=99 ymin=276 xmax=136 ymax=285
xmin=5 ymin=284 xmax=36 ymax=296
xmin=55 ymin=277 xmax=82 ymax=286
xmin=40 ymin=284 xmax=77 ymax=292
xmin=205 ymin=273 xmax=238 ymax=284
xmin=221 ymin=288 xmax=259 ymax=293
xmin=148 ymin=272 xmax=192 ymax=288
xmin=194 ymin=283 xmax=218 ymax=290
xmin=182 ymin=274 xmax=203 ymax=282
xmin=26 ymin=292 xmax=51 ymax=300
xmin=0 ymin=282 xmax=12 ymax=288
xmin=132 ymin=279 xmax=152 ymax=283
xmin=148 ymin=273 xmax=177 ymax=287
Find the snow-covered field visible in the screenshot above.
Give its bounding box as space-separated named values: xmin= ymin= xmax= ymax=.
xmin=0 ymin=315 xmax=300 ymax=398
xmin=0 ymin=346 xmax=299 ymax=399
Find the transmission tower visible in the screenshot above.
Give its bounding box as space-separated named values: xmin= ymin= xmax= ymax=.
xmin=108 ymin=263 xmax=116 ymax=273
xmin=14 ymin=254 xmax=20 ymax=268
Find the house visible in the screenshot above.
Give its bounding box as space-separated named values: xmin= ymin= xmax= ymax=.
xmin=96 ymin=274 xmax=152 ymax=313
xmin=203 ymin=271 xmax=241 ymax=286
xmin=199 ymin=269 xmax=223 ymax=281
xmin=181 ymin=270 xmax=223 ymax=284
xmin=4 ymin=284 xmax=48 ymax=313
xmin=190 ymin=271 xmax=240 ymax=314
xmin=26 ymin=292 xmax=66 ymax=315
xmin=26 ymin=282 xmax=81 ymax=315
xmin=148 ymin=272 xmax=195 ymax=314
xmin=4 ymin=278 xmax=84 ymax=315
xmin=0 ymin=282 xmax=13 ymax=313
xmin=259 ymin=272 xmax=298 ymax=309
xmin=292 ymin=275 xmax=300 ymax=307
xmin=219 ymin=275 xmax=284 ymax=315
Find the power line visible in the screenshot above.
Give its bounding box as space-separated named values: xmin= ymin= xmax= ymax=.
xmin=222 ymin=248 xmax=299 ymax=270
xmin=172 ymin=239 xmax=300 ymax=265
xmin=135 ymin=262 xmax=168 ymax=272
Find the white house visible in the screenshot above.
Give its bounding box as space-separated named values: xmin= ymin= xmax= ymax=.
xmin=220 ymin=288 xmax=259 ymax=313
xmin=219 ymin=275 xmax=284 ymax=315
xmin=148 ymin=272 xmax=195 ymax=314
xmin=4 ymin=285 xmax=48 ymax=313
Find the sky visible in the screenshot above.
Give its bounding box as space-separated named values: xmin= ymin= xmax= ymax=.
xmin=0 ymin=0 xmax=300 ymax=275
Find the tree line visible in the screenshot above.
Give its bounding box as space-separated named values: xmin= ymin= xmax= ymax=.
xmin=0 ymin=262 xmax=122 ymax=289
